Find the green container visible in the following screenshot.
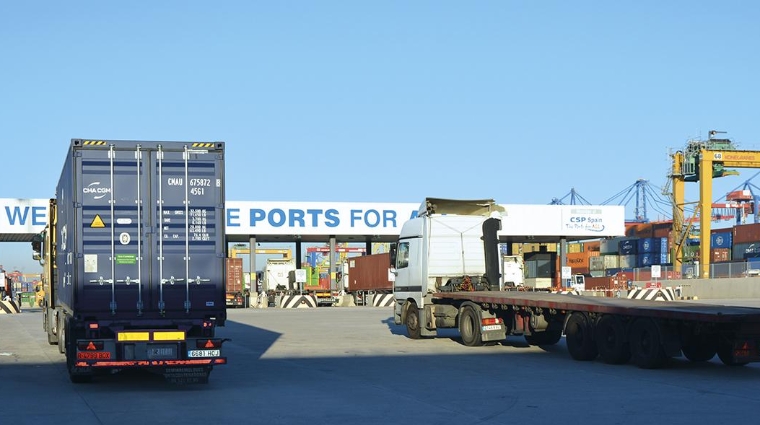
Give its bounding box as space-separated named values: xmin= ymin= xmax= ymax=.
xmin=20 ymin=292 xmax=34 ymax=308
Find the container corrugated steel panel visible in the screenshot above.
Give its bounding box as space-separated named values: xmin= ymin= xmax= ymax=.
xmin=733 ymin=223 xmax=760 ymax=245
xmin=712 ymin=248 xmax=731 ymax=263
xmin=732 ymin=242 xmax=760 ymax=261
xmin=637 ymin=238 xmax=662 ymax=253
xmin=57 ymin=139 xmax=226 ymax=321
xmin=565 ymin=251 xmax=598 ymax=269
xmin=589 ymin=256 xmax=605 ymax=271
xmin=619 ymin=254 xmax=636 ymax=269
xmin=599 ymin=239 xmax=617 ymax=254
xmin=590 ymin=270 xmax=606 ymax=278
xmin=573 ymin=267 xmax=590 ymax=276
xmin=711 ymin=232 xmax=733 ymax=249
xmin=583 ymin=240 xmax=601 ymax=252
xmin=519 ymin=243 xmax=557 ymax=253
xmin=347 ymin=253 xmax=392 ymax=292
xmin=226 ymin=258 xmax=244 ymax=293
xmin=567 ymin=242 xmax=583 ymax=253
xmin=636 ymin=253 xmax=667 ymax=267
xmin=618 ymin=239 xmax=637 ymax=255
xmin=603 ymin=254 xmax=620 ymax=269
xmin=525 ymin=258 xmax=553 ymax=278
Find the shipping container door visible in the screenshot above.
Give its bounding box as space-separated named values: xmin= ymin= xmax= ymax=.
xmin=152 ymin=146 xmax=224 ymax=315
xmin=76 ymin=143 xmax=224 ymax=317
xmin=77 ymin=145 xmax=153 ymax=315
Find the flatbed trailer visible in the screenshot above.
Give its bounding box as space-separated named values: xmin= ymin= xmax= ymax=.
xmin=391 ymin=198 xmax=760 ymax=369
xmin=402 ymin=289 xmax=760 ymax=369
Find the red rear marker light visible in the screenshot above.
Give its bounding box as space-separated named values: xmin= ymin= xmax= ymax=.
xmin=197 ymin=339 xmax=222 ymax=349
xmin=88 ymin=323 xmax=99 ymax=330
xmin=203 ymin=320 xmax=213 ymax=328
xmin=481 ymin=318 xmax=502 ymax=326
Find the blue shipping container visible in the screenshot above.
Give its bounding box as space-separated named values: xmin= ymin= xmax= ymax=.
xmin=637 ymin=238 xmax=663 ymax=253
xmin=711 ymin=232 xmax=733 ymax=249
xmin=619 ymin=239 xmax=637 ymax=255
xmin=659 ymin=237 xmax=669 ymax=253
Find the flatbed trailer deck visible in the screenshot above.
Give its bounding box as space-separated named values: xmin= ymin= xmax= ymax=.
xmin=433 ymin=291 xmax=760 ymax=323
xmin=405 ymin=290 xmax=760 ymax=369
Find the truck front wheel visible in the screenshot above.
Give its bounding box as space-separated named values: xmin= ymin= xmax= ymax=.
xmin=459 ymin=306 xmax=483 ymax=347
xmin=405 ymin=303 xmax=421 ymax=339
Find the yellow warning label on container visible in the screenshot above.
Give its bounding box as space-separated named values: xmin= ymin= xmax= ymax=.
xmin=91 ymin=214 xmax=105 ymax=228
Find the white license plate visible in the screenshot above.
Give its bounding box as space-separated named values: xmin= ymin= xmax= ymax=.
xmin=188 ymin=349 xmax=220 ymax=358
xmin=481 ymin=325 xmax=501 ymax=331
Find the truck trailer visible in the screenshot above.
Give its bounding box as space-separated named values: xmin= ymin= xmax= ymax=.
xmin=225 ymin=257 xmax=245 ymax=308
xmin=346 ymin=253 xmax=393 ymax=306
xmin=392 ymin=197 xmax=760 ymax=368
xmin=32 ymin=139 xmax=228 ymax=383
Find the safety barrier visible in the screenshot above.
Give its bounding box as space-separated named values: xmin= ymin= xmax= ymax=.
xmin=0 ymin=299 xmax=21 ymax=314
xmin=627 ymin=287 xmax=676 ymax=302
xmin=279 ymin=294 xmax=318 ymax=308
xmin=370 ymin=293 xmax=394 ymax=307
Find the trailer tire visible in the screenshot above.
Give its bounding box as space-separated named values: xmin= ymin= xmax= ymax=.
xmin=595 ymin=315 xmax=631 ymax=365
xmin=629 ymin=318 xmax=667 ymax=369
xmin=459 ymin=306 xmax=483 ymax=347
xmin=565 ymin=313 xmax=597 ymax=361
xmin=63 ymin=318 xmax=93 ymax=384
xmin=405 ymin=303 xmax=422 ymax=339
xmin=681 ymin=334 xmax=717 ymax=362
xmin=717 ymin=342 xmax=749 ymax=367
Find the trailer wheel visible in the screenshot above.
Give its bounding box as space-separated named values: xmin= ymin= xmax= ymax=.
xmin=524 ymin=331 xmax=562 ymax=346
xmin=717 ymin=342 xmax=749 ymax=367
xmin=681 ymin=333 xmax=717 ymax=362
xmin=595 ymin=315 xmax=631 ymax=364
xmin=459 ymin=306 xmax=483 ymax=347
xmin=565 ymin=313 xmax=597 ymax=361
xmin=63 ymin=319 xmax=93 ymax=384
xmin=629 ymin=318 xmax=667 ymax=369
xmin=405 ymin=302 xmax=421 ymax=339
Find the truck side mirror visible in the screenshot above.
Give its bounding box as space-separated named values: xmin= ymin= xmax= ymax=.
xmin=389 ymin=244 xmax=397 ymax=267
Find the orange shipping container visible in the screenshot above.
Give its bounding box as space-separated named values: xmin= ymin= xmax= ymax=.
xmin=711 ymin=248 xmax=731 ymax=263
xmin=565 ymin=251 xmax=599 ymax=269
xmin=583 ymin=240 xmax=601 ymax=252
xmin=226 ymin=257 xmax=244 ymax=293
xmin=347 ymin=253 xmax=393 ymax=292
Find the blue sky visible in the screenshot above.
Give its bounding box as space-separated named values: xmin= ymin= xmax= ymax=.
xmin=2 ymin=1 xmax=759 ymax=272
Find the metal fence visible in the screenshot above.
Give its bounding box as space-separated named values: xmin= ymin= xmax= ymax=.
xmin=632 ymin=260 xmax=760 ymax=281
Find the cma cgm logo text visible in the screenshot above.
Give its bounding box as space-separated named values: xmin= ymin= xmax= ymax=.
xmin=83 ymin=182 xmax=111 ymax=200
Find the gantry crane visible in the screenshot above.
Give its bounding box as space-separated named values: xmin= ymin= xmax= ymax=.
xmin=671 ymin=131 xmax=760 ymax=278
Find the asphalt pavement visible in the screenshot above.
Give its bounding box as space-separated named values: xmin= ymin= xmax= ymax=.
xmin=2 ymin=305 xmax=760 ymax=424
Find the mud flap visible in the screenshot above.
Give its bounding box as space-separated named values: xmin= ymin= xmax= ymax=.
xmin=163 ymin=366 xmax=212 ymax=385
